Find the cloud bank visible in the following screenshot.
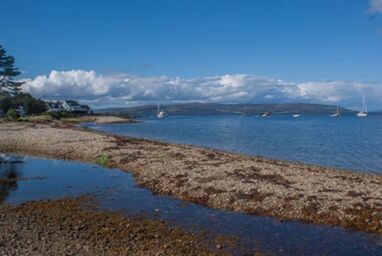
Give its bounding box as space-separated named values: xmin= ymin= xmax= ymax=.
xmin=369 ymin=0 xmax=382 ymax=13
xmin=23 ymin=70 xmax=382 ymax=110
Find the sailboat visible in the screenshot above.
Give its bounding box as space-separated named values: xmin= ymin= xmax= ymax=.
xmin=241 ymin=106 xmax=248 ymax=117
xmin=356 ymin=96 xmax=367 ymax=117
xmin=156 ymin=104 xmax=166 ymax=119
xmin=260 ymin=112 xmax=272 ymax=117
xmin=330 ymin=105 xmax=341 ymax=118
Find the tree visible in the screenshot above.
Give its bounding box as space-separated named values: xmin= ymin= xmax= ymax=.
xmin=0 ymin=45 xmax=24 ymax=95
xmin=0 ymin=94 xmax=12 ymax=113
xmin=0 ymin=92 xmax=46 ymax=115
xmin=11 ymin=92 xmax=47 ymax=114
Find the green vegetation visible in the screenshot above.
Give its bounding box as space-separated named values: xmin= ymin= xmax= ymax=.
xmin=0 ymin=45 xmax=47 ymax=117
xmin=6 ymin=108 xmax=19 ymax=120
xmin=0 ymin=92 xmax=47 ymax=115
xmin=46 ymin=111 xmax=79 ymax=120
xmin=96 ymin=155 xmax=110 ymax=167
xmin=0 ymin=45 xmax=23 ymax=94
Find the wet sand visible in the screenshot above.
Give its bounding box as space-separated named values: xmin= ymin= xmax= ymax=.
xmin=0 ymin=121 xmax=381 ymax=233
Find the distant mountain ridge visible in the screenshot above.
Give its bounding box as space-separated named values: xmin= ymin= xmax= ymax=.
xmin=96 ymin=103 xmax=355 ymax=117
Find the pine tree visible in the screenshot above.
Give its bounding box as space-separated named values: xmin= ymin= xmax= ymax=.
xmin=0 ymin=45 xmax=24 ymax=95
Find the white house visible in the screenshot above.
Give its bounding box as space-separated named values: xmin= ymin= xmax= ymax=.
xmin=45 ymin=100 xmax=91 ymax=114
xmin=45 ymin=100 xmax=64 ymax=112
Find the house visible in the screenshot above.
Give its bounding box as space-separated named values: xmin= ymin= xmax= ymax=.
xmin=44 ymin=100 xmax=91 ymax=114
xmin=61 ymin=100 xmax=86 ymax=112
xmin=45 ymin=100 xmax=64 ymax=112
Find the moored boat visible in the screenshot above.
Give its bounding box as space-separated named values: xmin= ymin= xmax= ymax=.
xmin=330 ymin=105 xmax=341 ymax=118
xmin=260 ymin=112 xmax=272 ymax=117
xmin=357 ymin=96 xmax=367 ymax=117
xmin=156 ymin=104 xmax=167 ymax=119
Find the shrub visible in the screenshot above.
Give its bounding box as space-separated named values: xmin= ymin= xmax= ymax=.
xmin=46 ymin=111 xmax=79 ymax=120
xmin=6 ymin=108 xmax=19 ymax=120
xmin=58 ymin=111 xmax=78 ymax=119
xmin=26 ymin=98 xmax=47 ymax=114
xmin=96 ymin=155 xmax=110 ymax=167
xmin=18 ymin=116 xmax=31 ymax=122
xmin=46 ymin=111 xmax=61 ymax=119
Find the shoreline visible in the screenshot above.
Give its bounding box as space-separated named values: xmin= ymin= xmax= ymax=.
xmin=0 ymin=197 xmax=231 ymax=255
xmin=81 ymin=121 xmax=379 ymax=175
xmin=0 ymin=120 xmax=381 ymax=233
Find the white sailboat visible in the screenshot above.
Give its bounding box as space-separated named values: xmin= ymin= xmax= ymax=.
xmin=292 ymin=114 xmax=300 ymax=118
xmin=241 ymin=106 xmax=248 ymax=117
xmin=357 ymin=96 xmax=367 ymax=117
xmin=156 ymin=104 xmax=166 ymax=119
xmin=330 ymin=105 xmax=341 ymax=118
xmin=260 ymin=112 xmax=272 ymax=117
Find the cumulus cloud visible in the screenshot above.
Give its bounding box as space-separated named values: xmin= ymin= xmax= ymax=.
xmin=369 ymin=0 xmax=382 ymax=13
xmin=23 ymin=70 xmax=382 ymax=110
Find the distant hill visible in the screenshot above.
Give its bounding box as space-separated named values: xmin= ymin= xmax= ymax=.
xmin=96 ymin=103 xmax=355 ymax=117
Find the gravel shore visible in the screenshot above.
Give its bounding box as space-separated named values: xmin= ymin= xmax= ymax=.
xmin=0 ymin=121 xmax=381 ymax=233
xmin=0 ymin=197 xmax=230 ymax=256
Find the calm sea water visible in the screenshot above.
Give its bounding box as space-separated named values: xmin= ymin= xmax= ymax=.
xmin=1 ymin=156 xmax=381 ymax=255
xmin=86 ymin=114 xmax=382 ymax=173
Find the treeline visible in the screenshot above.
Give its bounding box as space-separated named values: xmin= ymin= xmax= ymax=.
xmin=0 ymin=45 xmax=46 ymax=118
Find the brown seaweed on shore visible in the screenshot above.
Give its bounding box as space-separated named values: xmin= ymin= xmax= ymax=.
xmin=0 ymin=197 xmax=236 ymax=255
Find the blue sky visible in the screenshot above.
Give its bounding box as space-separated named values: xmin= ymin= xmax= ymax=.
xmin=1 ymin=0 xmax=382 ymax=109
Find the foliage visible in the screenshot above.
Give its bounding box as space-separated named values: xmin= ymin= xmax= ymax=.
xmin=46 ymin=110 xmax=79 ymax=120
xmin=96 ymin=155 xmax=110 ymax=167
xmin=17 ymin=116 xmax=31 ymax=122
xmin=0 ymin=93 xmax=47 ymax=115
xmin=0 ymin=45 xmax=46 ymax=116
xmin=12 ymin=93 xmax=47 ymax=114
xmin=6 ymin=108 xmax=19 ymax=120
xmin=0 ymin=45 xmax=24 ymax=95
xmin=0 ymin=94 xmax=12 ymax=113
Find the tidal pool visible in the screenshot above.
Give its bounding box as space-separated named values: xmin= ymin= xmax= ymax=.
xmin=1 ymin=155 xmax=381 ymax=255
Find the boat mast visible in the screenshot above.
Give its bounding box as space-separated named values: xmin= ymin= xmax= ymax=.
xmin=362 ymin=95 xmax=367 ymax=114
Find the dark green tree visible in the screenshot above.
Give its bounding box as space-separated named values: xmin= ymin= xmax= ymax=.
xmin=0 ymin=45 xmax=24 ymax=95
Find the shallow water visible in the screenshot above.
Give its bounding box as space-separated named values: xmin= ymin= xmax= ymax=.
xmin=84 ymin=114 xmax=382 ymax=173
xmin=1 ymin=156 xmax=381 ymax=255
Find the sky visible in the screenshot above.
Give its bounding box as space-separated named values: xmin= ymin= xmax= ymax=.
xmin=1 ymin=0 xmax=382 ymax=110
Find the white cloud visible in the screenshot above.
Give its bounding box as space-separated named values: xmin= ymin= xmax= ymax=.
xmin=22 ymin=70 xmax=382 ymax=110
xmin=369 ymin=0 xmax=382 ymax=13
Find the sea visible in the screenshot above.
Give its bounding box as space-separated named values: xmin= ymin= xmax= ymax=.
xmin=85 ymin=113 xmax=382 ymax=174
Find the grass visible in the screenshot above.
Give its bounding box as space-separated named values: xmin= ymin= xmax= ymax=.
xmin=96 ymin=154 xmax=110 ymax=167
xmin=28 ymin=115 xmax=54 ymax=123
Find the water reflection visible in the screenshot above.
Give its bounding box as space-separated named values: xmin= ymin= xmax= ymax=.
xmin=0 ymin=154 xmax=24 ymax=164
xmin=0 ymin=156 xmax=24 ymax=203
